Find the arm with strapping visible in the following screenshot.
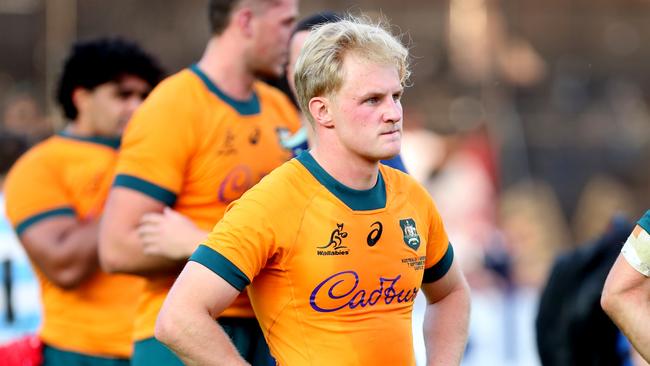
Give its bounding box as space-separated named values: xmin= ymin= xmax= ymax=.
xmin=602 ymin=224 xmax=650 ymax=363
xmin=421 ymin=259 xmax=470 ymax=366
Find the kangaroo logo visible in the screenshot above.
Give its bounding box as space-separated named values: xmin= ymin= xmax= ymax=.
xmin=319 ymin=223 xmax=348 ymax=250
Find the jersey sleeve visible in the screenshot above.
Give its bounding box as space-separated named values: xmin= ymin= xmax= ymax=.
xmin=4 ymin=152 xmax=76 ymax=235
xmin=189 ymin=183 xmax=284 ymax=291
xmin=112 ymin=77 xmax=196 ymax=206
xmin=422 ymin=192 xmax=454 ymax=283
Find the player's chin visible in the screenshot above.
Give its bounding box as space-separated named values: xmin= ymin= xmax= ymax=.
xmin=254 ymin=62 xmax=284 ymax=79
xmin=376 ymin=143 xmax=401 ymax=160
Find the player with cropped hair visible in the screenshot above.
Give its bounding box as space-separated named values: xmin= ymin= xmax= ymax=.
xmin=98 ymin=0 xmax=300 ymax=364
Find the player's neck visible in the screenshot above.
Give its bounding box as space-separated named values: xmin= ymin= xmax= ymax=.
xmin=65 ymin=120 xmax=96 ymax=137
xmin=197 ymin=37 xmax=256 ymax=101
xmin=310 ymin=146 xmax=380 ymax=191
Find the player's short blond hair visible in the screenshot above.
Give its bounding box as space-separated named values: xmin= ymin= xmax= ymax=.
xmin=294 ymin=16 xmax=410 ymax=125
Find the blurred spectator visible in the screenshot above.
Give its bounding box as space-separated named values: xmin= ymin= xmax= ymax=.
xmin=2 ymin=92 xmax=51 ymax=144
xmin=0 ymin=133 xmax=40 ymax=364
xmin=3 ymin=37 xmax=163 ymax=365
xmin=447 ymin=0 xmax=546 ymax=88
xmin=0 ymin=133 xmax=29 ymax=176
xmin=0 ymin=132 xmax=31 ymax=335
xmin=572 ymin=174 xmax=637 ymax=245
xmin=536 ymin=215 xmax=633 ymax=366
xmin=498 ymin=180 xmax=570 ymax=287
xmin=402 ymin=112 xmax=499 ymax=286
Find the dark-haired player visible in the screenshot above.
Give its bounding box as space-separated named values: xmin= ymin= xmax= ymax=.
xmin=4 ymin=37 xmax=163 ymax=365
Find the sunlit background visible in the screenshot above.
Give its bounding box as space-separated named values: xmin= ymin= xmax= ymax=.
xmin=2 ymin=1 xmax=650 ymax=365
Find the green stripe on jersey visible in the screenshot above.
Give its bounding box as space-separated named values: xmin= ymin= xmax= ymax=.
xmin=190 ymin=244 xmax=251 ymax=291
xmin=423 ymin=244 xmax=454 ymax=283
xmin=15 ymin=207 xmax=75 ymax=235
xmin=112 ymin=174 xmax=177 ymax=207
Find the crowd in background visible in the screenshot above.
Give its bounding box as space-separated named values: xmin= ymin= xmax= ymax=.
xmin=2 ymin=0 xmax=650 ymax=365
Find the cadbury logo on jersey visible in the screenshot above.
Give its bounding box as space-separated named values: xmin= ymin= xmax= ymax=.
xmin=310 ymin=270 xmax=418 ymax=313
xmin=317 ymin=223 xmax=349 ymax=256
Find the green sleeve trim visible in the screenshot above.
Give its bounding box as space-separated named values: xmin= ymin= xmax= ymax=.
xmin=637 ymin=210 xmax=650 ymax=234
xmin=423 ymin=244 xmax=454 ymax=283
xmin=113 ymin=174 xmax=177 ymax=206
xmin=189 ymin=244 xmax=250 ymax=291
xmin=15 ymin=207 xmax=75 ymax=235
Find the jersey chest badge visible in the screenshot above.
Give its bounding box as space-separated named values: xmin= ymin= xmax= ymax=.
xmin=316 ymin=223 xmax=349 ymax=256
xmin=400 ymin=218 xmax=421 ymax=250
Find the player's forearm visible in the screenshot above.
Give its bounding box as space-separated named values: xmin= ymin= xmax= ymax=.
xmin=604 ymin=292 xmax=650 ymax=362
xmin=99 ymin=224 xmax=183 ymax=275
xmin=155 ymin=302 xmax=248 ymax=365
xmin=602 ymin=283 xmax=650 ymax=360
xmin=602 ymin=255 xmax=650 ymax=362
xmin=423 ymin=282 xmax=471 ymax=366
xmin=34 ymin=220 xmax=100 ymax=289
xmin=20 ymin=216 xmax=103 ymax=289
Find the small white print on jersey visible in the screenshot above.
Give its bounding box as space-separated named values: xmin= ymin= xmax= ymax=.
xmin=401 ymin=256 xmax=426 ymax=270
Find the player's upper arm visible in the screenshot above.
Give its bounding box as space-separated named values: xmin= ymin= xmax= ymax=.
xmin=156 ymin=260 xmax=242 ymax=339
xmin=99 ymin=77 xmax=195 ymax=273
xmin=19 ymin=215 xmax=94 ymax=289
xmin=421 ymin=258 xmax=467 ymax=304
xmin=3 ymin=147 xmax=97 ymax=288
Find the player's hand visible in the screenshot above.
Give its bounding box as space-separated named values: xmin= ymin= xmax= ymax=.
xmin=138 ymin=207 xmax=206 ymax=260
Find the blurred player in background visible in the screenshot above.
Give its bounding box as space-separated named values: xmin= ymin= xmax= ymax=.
xmin=4 ymin=37 xmax=162 ymax=365
xmin=98 ymin=0 xmax=300 ymax=364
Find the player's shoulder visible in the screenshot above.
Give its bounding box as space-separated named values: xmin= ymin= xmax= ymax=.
xmin=4 ymin=136 xmax=64 ymax=189
xmin=125 ymin=68 xmax=206 ymax=133
xmin=239 ymin=158 xmax=314 ymax=210
xmin=9 ymin=136 xmax=62 ymax=170
xmin=144 ymin=68 xmax=205 ymax=106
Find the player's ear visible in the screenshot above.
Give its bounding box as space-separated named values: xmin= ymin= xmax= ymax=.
xmin=72 ymin=87 xmax=91 ymax=115
xmin=233 ymin=6 xmax=254 ymax=37
xmin=308 ymin=97 xmax=334 ymax=128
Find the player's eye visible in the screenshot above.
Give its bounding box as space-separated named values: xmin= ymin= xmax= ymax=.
xmin=365 ymin=97 xmax=379 ymax=105
xmin=118 ymin=89 xmax=149 ymax=101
